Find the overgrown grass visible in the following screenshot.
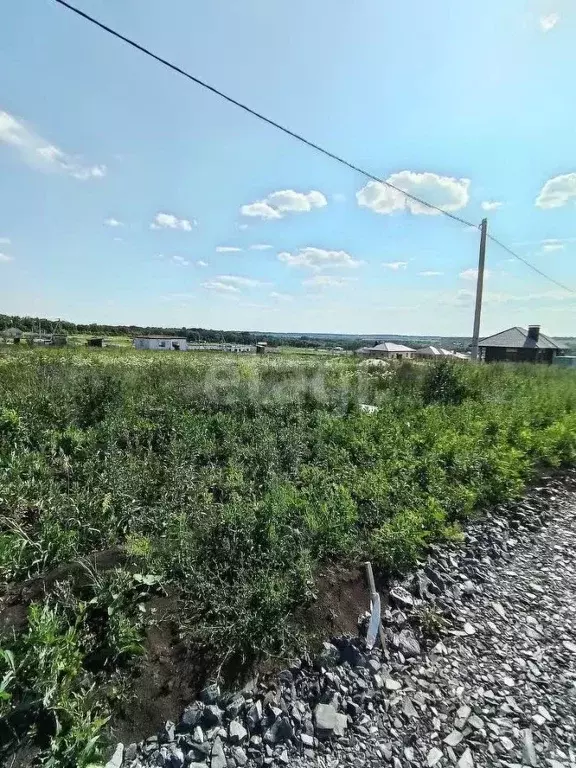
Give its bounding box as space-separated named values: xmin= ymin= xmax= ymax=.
xmin=1 ymin=348 xmax=576 ymax=764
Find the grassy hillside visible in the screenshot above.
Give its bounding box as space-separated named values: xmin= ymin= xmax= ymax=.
xmin=1 ymin=348 xmax=576 ymax=765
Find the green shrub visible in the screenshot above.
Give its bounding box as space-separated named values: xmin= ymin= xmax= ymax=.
xmin=1 ymin=348 xmax=576 ymax=762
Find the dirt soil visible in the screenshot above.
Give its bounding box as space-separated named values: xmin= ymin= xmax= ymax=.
xmin=112 ymin=564 xmax=370 ymax=745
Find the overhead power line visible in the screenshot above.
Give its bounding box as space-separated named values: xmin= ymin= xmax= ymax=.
xmin=488 ymin=234 xmax=575 ymax=294
xmin=51 ymin=0 xmax=574 ymax=295
xmin=51 ymin=0 xmax=471 ymax=225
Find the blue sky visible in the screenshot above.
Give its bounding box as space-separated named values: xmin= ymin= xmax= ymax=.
xmin=1 ymin=0 xmax=575 ymax=336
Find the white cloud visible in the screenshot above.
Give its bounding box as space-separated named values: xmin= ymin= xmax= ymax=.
xmin=104 ymin=217 xmax=123 ymax=227
xmin=482 ymin=289 xmax=573 ymax=304
xmin=481 ymin=201 xmax=503 ymax=211
xmin=241 ymin=189 xmax=327 ymax=219
xmin=303 ymin=275 xmax=357 ymax=288
xmin=278 ymin=247 xmax=362 ymax=271
xmin=270 ymin=291 xmax=293 ymax=301
xmin=201 ymin=280 xmax=240 ymax=294
xmin=513 ymin=236 xmax=576 ymax=247
xmin=536 ymin=173 xmax=576 ymax=209
xmin=419 ymin=270 xmax=443 ymax=276
xmin=442 ymin=289 xmax=475 ymax=307
xmin=540 ymin=13 xmax=559 ymax=31
xmin=196 ymin=260 xmax=208 ymax=267
xmin=382 ymin=261 xmax=408 ymax=270
xmin=151 ymin=212 xmax=195 ymax=231
xmin=460 ymin=268 xmax=492 ymax=281
xmin=0 ymin=253 xmax=14 ymax=263
xmin=357 ymin=172 xmax=470 ymax=216
xmin=240 ymin=201 xmax=281 ymax=220
xmin=216 ymin=246 xmax=242 ymax=253
xmin=171 ymin=255 xmax=190 ymax=266
xmin=215 ymin=274 xmax=262 ymax=288
xmin=0 ymin=110 xmax=106 ymax=179
xmin=250 ymin=244 xmax=273 ymax=251
xmin=0 ymin=237 xmax=10 ymax=245
xmin=542 ymin=240 xmax=565 ymax=252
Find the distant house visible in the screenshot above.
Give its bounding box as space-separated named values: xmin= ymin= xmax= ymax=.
xmin=413 ymin=346 xmax=470 ymax=362
xmin=357 ymin=341 xmax=415 ymax=360
xmin=87 ymin=338 xmax=106 ymax=348
xmin=413 ymin=346 xmax=454 ymax=359
xmin=133 ymin=336 xmax=187 ymax=351
xmin=2 ymin=327 xmax=23 ymax=344
xmin=478 ymin=325 xmax=566 ymax=364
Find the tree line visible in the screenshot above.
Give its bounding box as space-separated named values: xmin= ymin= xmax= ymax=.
xmin=0 ymin=314 xmax=362 ymax=349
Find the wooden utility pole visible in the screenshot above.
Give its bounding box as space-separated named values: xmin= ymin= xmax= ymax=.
xmin=471 ymin=218 xmax=488 ymax=361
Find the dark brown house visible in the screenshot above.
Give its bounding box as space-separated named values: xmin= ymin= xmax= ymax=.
xmin=478 ymin=325 xmax=566 ymax=364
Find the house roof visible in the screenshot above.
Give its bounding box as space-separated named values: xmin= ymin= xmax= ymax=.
xmin=478 ymin=326 xmax=565 ymax=350
xmin=414 ymin=346 xmax=453 ymax=356
xmin=371 ymin=341 xmax=415 ymax=352
xmin=134 ymin=335 xmax=187 ymax=340
xmin=2 ymin=327 xmax=23 ymax=336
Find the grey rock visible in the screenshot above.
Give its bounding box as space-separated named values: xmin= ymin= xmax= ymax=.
xmin=457 ymin=747 xmax=474 ymax=768
xmin=397 ymin=628 xmax=421 ymax=658
xmin=444 ymin=730 xmax=464 ymax=747
xmin=300 ymin=734 xmax=315 ymax=748
xmin=412 ymin=571 xmax=433 ymax=599
xmin=424 ymin=566 xmax=447 ymax=593
xmin=315 ymin=642 xmax=340 ymax=668
xmin=226 ymin=696 xmax=245 ymax=720
xmin=427 ymin=747 xmax=444 ymax=767
xmin=246 ymin=701 xmax=263 ymax=731
xmin=231 ymin=747 xmax=248 ymax=766
xmin=169 ymin=746 xmax=185 ymax=768
xmin=201 ymin=684 xmax=221 ymax=706
xmin=160 ymin=722 xmax=176 ymax=744
xmin=402 ymin=697 xmax=418 ymax=719
xmin=457 ymin=705 xmax=472 ymax=721
xmin=389 ymin=586 xmax=414 ymax=609
xmin=468 ymin=714 xmax=484 ymax=730
xmin=210 ymin=738 xmax=227 ymax=768
xmin=203 ymin=706 xmax=223 ymax=727
xmin=264 ymin=717 xmax=293 ymax=745
xmin=228 ymin=721 xmax=248 ymax=745
xmin=492 ymin=601 xmax=507 ymax=619
xmin=380 ymin=743 xmax=393 ymax=761
xmin=181 ymin=704 xmax=204 ymax=731
xmin=385 ymin=678 xmax=402 ymax=691
xmin=314 ymin=703 xmax=347 ymax=737
xmin=125 ymin=743 xmax=138 ymax=763
xmin=192 ymin=726 xmax=204 ymax=744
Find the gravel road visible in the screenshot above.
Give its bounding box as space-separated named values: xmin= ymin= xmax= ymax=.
xmin=117 ymin=473 xmax=576 ymax=768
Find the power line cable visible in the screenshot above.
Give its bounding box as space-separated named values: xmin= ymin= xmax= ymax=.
xmin=51 ymin=0 xmax=575 ymax=295
xmin=51 ymin=0 xmax=472 ymax=226
xmin=488 ymin=234 xmax=575 ymax=293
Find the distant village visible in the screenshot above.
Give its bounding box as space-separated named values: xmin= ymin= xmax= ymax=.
xmin=1 ymin=322 xmax=573 ymax=366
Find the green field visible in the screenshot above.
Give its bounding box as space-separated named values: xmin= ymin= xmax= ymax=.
xmin=2 ymin=347 xmax=576 ymax=766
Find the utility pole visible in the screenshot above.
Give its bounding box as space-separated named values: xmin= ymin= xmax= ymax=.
xmin=471 ymin=218 xmax=488 ymax=361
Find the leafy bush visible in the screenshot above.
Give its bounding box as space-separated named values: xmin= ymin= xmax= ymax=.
xmin=1 ymin=348 xmax=576 ymax=761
